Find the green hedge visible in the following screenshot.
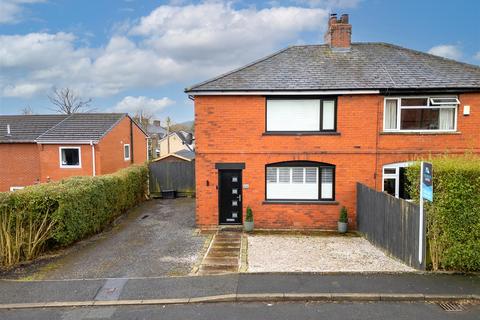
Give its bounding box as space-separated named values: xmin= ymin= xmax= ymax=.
xmin=406 ymin=155 xmax=480 ymax=272
xmin=0 ymin=164 xmax=148 ymax=267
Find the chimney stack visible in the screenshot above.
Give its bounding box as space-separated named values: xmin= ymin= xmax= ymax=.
xmin=324 ymin=13 xmax=352 ymax=50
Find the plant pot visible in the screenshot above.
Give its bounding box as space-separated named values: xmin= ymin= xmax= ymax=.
xmin=244 ymin=221 xmax=254 ymax=232
xmin=337 ymin=221 xmax=348 ymax=233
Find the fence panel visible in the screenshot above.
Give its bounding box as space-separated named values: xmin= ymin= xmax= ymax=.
xmin=149 ymin=160 xmax=195 ymax=197
xmin=356 ymin=183 xmax=425 ymax=270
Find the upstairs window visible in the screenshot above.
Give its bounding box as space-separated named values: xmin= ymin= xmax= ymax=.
xmin=266 ymin=98 xmax=336 ymax=132
xmin=60 ymin=147 xmax=81 ymax=168
xmin=384 ymin=96 xmax=458 ymax=132
xmin=266 ymin=161 xmax=335 ymax=201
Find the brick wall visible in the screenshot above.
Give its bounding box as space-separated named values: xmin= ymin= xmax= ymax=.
xmin=195 ymin=93 xmax=480 ymax=229
xmin=0 ymin=143 xmax=41 ymax=191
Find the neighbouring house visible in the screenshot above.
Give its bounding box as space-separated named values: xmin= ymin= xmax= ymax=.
xmin=146 ymin=120 xmax=167 ymax=158
xmin=149 ymin=149 xmax=195 ymax=198
xmin=0 ymin=113 xmax=148 ymax=192
xmin=158 ymin=131 xmax=194 ymax=157
xmin=185 ymin=13 xmax=480 ymax=229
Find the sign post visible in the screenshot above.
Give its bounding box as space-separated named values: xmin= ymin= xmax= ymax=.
xmin=419 ymin=161 xmax=433 ymax=264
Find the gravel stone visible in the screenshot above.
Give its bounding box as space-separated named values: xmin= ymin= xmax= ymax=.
xmin=247 ymin=235 xmax=414 ymax=273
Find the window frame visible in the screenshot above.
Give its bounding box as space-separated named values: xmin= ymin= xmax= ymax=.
xmin=124 ymin=144 xmax=131 ymax=161
xmin=383 ymin=96 xmax=458 ymax=133
xmin=382 ymin=162 xmax=413 ymax=200
xmin=265 ymin=161 xmax=335 ymax=202
xmin=265 ymin=96 xmax=337 ymax=133
xmin=9 ymin=186 xmax=24 ymax=192
xmin=59 ymin=146 xmax=82 ymax=169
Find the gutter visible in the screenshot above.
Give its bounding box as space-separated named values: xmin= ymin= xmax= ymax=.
xmin=185 ymin=90 xmax=380 ymax=96
xmin=35 ymin=140 xmax=99 ymax=145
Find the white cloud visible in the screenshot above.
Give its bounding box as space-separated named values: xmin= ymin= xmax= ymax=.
xmin=297 ymin=0 xmax=361 ymax=8
xmin=112 ymin=96 xmax=175 ymax=116
xmin=0 ymin=0 xmax=45 ymax=24
xmin=0 ymin=2 xmax=330 ymax=99
xmin=428 ymin=44 xmax=462 ymax=60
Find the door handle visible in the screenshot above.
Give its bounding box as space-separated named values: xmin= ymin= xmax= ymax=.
xmin=239 ymin=194 xmax=242 ymax=202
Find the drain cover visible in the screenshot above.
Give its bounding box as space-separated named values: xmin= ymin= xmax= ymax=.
xmin=437 ymin=302 xmax=466 ymax=312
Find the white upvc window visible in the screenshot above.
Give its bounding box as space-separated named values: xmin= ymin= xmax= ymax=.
xmin=383 ymin=96 xmax=458 ymax=132
xmin=9 ymin=186 xmax=24 ymax=192
xmin=266 ymin=163 xmax=335 ymax=201
xmin=124 ymin=144 xmax=131 ymax=161
xmin=382 ymin=162 xmax=413 ymax=200
xmin=266 ymin=98 xmax=336 ymax=132
xmin=59 ymin=147 xmax=81 ymax=168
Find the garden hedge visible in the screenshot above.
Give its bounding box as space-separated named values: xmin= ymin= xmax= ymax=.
xmin=406 ymin=155 xmax=480 ymax=272
xmin=0 ymin=164 xmax=148 ymax=267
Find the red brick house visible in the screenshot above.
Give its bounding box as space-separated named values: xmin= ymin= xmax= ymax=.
xmin=0 ymin=113 xmax=148 ymax=192
xmin=185 ymin=14 xmax=480 ymax=229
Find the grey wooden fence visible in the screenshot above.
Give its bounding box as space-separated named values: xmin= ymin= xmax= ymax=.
xmin=356 ymin=183 xmax=425 ymax=270
xmin=149 ymin=160 xmax=195 ymax=197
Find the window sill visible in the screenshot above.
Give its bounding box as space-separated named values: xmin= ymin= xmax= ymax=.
xmin=262 ymin=200 xmax=339 ymax=205
xmin=262 ymin=132 xmax=340 ymax=136
xmin=380 ymin=131 xmax=461 ymax=135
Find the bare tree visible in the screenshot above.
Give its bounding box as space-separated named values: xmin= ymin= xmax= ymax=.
xmin=21 ymin=105 xmax=34 ymax=115
xmin=133 ymin=109 xmax=153 ymax=131
xmin=48 ymin=87 xmax=93 ymax=114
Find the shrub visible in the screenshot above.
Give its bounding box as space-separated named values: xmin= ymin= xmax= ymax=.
xmin=339 ymin=207 xmax=348 ymax=223
xmin=0 ymin=164 xmax=148 ymax=267
xmin=245 ymin=206 xmax=253 ymax=222
xmin=406 ymin=155 xmax=480 ymax=271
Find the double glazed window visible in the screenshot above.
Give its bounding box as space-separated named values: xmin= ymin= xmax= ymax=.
xmin=60 ymin=147 xmax=81 ymax=168
xmin=384 ymin=97 xmax=459 ymax=132
xmin=266 ymin=98 xmax=336 ymax=132
xmin=124 ymin=144 xmax=131 ymax=160
xmin=383 ymin=163 xmax=412 ymax=200
xmin=266 ymin=162 xmax=335 ymax=201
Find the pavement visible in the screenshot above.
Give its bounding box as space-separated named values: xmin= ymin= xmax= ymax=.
xmin=2 ymin=198 xmax=206 ymax=280
xmin=0 ymin=273 xmax=478 ymax=309
xmin=1 ymin=301 xmax=479 ymax=320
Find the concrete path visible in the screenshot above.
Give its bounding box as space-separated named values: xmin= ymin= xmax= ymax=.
xmin=197 ymin=231 xmax=242 ymax=275
xmin=0 ymin=273 xmax=478 ymax=308
xmin=2 ymin=198 xmax=206 ymax=280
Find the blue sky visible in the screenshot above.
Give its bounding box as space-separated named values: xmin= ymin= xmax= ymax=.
xmin=1 ymin=0 xmax=479 ymax=123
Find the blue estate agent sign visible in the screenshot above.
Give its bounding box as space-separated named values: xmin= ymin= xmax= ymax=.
xmin=421 ymin=162 xmax=433 ymax=202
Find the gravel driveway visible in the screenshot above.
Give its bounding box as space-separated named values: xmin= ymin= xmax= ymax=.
xmin=247 ymin=235 xmax=414 ymax=272
xmin=5 ymin=198 xmax=206 ymax=280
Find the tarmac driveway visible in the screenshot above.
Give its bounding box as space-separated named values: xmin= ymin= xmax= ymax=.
xmin=5 ymin=198 xmax=207 ymax=280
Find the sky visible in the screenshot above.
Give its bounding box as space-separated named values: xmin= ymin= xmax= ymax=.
xmin=0 ymin=0 xmax=479 ymax=123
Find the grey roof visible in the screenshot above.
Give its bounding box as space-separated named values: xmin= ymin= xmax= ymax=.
xmin=186 ymin=43 xmax=480 ymax=92
xmin=0 ymin=113 xmax=134 ymax=143
xmin=0 ymin=115 xmax=68 ymax=143
xmin=146 ymin=123 xmax=167 ymax=137
xmin=174 ymin=149 xmax=195 ymax=160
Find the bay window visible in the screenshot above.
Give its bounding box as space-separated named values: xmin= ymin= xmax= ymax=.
xmin=266 ymin=161 xmax=335 ymax=201
xmin=266 ymin=98 xmax=336 ymax=132
xmin=384 ymin=96 xmax=458 ymax=132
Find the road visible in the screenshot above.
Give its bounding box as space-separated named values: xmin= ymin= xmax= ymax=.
xmin=1 ymin=301 xmax=479 ymax=320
